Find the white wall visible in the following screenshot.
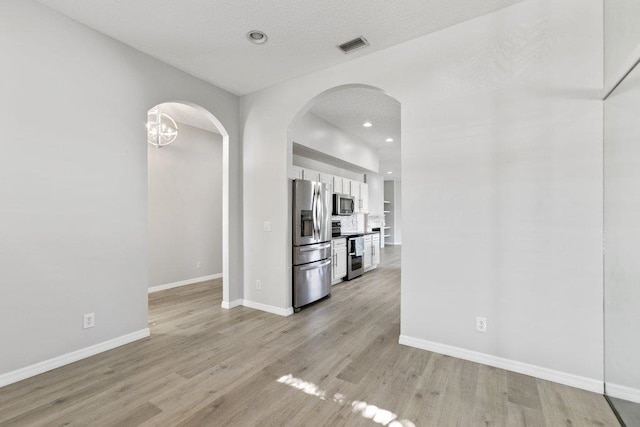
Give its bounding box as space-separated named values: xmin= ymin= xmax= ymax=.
xmin=291 ymin=112 xmax=379 ymax=172
xmin=240 ymin=0 xmax=604 ymax=388
xmin=148 ymin=123 xmax=222 ymax=288
xmin=604 ymin=63 xmax=640 ymax=400
xmin=0 ymin=0 xmax=241 ymax=379
xmin=604 ymin=0 xmax=640 ymax=84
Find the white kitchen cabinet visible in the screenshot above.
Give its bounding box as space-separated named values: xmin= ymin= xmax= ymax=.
xmin=372 ymin=233 xmax=380 ymax=265
xmin=347 ymin=181 xmax=368 ymax=214
xmin=331 ymin=238 xmax=347 ymax=284
xmin=320 ymin=173 xmax=333 ymax=194
xmin=302 ymin=169 xmax=320 ymax=181
xmin=363 ymin=234 xmax=372 ymax=269
xmin=360 ymin=183 xmax=369 ymax=214
xmin=349 ymin=179 xmax=359 ymax=199
xmin=290 ymin=165 xmax=304 ymax=180
xmin=333 ymin=176 xmax=344 ymax=194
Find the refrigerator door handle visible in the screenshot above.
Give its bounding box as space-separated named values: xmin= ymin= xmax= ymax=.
xmin=311 ymin=186 xmax=318 ymax=240
xmin=317 ymin=186 xmax=322 ymax=238
xmin=314 ymin=186 xmax=320 ymax=239
xmin=300 ymin=260 xmax=331 ymax=271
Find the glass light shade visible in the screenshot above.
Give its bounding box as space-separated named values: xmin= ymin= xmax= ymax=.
xmin=147 ymin=108 xmax=178 ymax=147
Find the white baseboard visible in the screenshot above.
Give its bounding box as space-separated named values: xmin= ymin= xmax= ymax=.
xmin=0 ymin=328 xmax=150 ymax=389
xmin=242 ymin=299 xmax=294 ymax=317
xmin=398 ymin=335 xmax=603 ymax=394
xmin=221 ymin=299 xmax=243 ymax=309
xmin=385 ymin=242 xmax=402 ymax=246
xmin=148 ymin=273 xmax=222 ymax=294
xmin=607 ymin=383 xmax=640 ymax=404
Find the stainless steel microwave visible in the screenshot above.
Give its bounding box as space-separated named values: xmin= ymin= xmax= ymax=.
xmin=333 ymin=193 xmax=355 ymax=216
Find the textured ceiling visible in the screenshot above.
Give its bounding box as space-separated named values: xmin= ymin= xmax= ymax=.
xmin=36 ymin=0 xmax=523 ymax=95
xmin=309 ymin=88 xmax=401 ymax=179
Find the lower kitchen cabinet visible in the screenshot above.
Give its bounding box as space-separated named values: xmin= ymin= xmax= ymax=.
xmin=364 ymin=233 xmax=380 ymax=272
xmin=331 ymin=238 xmax=347 ymax=284
xmin=372 ymin=234 xmax=380 ymax=266
xmin=363 ymin=234 xmax=373 ymax=270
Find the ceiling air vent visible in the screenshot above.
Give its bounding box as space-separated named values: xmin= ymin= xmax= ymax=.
xmin=338 ymin=37 xmax=369 ymax=54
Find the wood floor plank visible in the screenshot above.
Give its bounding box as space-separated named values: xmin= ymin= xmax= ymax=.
xmin=0 ymin=247 xmax=620 ymax=426
xmin=507 ymin=371 xmax=543 ymax=410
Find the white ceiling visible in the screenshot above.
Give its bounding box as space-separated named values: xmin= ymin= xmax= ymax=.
xmin=309 ymin=88 xmax=401 ymax=179
xmin=36 ymin=0 xmax=523 ymax=95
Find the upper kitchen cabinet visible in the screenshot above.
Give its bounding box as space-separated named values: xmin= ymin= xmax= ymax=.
xmin=349 ymin=181 xmax=369 ymax=214
xmin=361 ymin=183 xmax=369 ymax=214
xmin=349 ymin=180 xmax=359 ymax=202
xmin=289 ymin=165 xmax=304 ymax=180
xmin=319 ymin=173 xmax=333 ymax=193
xmin=302 ymin=169 xmax=320 ymax=181
xmin=333 ymin=176 xmax=346 ymax=194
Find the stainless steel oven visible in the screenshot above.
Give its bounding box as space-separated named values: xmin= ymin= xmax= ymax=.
xmin=346 ymin=236 xmax=364 ymax=280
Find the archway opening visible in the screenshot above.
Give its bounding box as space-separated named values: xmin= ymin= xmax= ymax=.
xmin=146 ymin=101 xmax=233 ymax=315
xmin=287 ymin=84 xmax=402 ymax=311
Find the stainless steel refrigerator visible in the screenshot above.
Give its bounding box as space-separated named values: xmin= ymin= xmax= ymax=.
xmin=292 ymin=179 xmax=332 ymax=311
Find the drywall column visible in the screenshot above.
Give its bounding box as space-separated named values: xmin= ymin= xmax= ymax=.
xmin=604 ymin=62 xmax=640 ymax=404
xmin=240 ymin=0 xmax=604 ymax=389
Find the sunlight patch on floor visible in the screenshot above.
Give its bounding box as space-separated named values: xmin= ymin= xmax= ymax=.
xmin=277 ymin=374 xmax=415 ymax=426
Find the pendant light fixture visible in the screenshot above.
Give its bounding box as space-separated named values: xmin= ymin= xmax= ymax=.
xmin=147 ymin=107 xmax=178 ymax=147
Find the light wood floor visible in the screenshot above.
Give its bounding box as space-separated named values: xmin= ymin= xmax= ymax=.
xmin=0 ymin=247 xmax=619 ymax=426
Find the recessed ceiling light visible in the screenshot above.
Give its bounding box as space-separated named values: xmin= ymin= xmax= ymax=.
xmin=363 ymin=122 xmax=373 ymax=128
xmin=386 ymin=138 xmax=394 ymax=142
xmin=247 ymin=30 xmax=268 ymax=44
xmin=387 ymin=171 xmax=393 ymax=174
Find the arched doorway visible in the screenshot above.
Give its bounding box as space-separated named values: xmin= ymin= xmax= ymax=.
xmin=146 ymin=101 xmax=233 ymax=310
xmin=287 ymin=84 xmax=401 ymax=309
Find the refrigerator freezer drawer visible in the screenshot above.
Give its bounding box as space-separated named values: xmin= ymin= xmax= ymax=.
xmin=293 ymin=258 xmax=331 ymax=309
xmin=292 ymin=242 xmax=332 ymax=265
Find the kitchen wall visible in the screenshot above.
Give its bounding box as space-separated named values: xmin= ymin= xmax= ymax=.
xmin=292 ymin=155 xmax=364 ymax=182
xmin=240 ymin=0 xmax=604 ymax=390
xmin=291 ymin=112 xmax=379 ymax=173
xmin=148 ymin=123 xmax=222 ymax=289
xmin=0 ymin=0 xmax=241 ymax=382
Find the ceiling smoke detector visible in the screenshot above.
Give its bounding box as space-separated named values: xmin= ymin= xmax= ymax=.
xmin=247 ymin=30 xmax=268 ymax=44
xmin=338 ymin=36 xmax=369 ymax=54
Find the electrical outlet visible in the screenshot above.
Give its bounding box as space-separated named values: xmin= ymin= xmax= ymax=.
xmin=263 ymin=221 xmax=272 ymax=232
xmin=83 ymin=313 xmax=95 ymax=329
xmin=196 ymin=261 xmax=201 ymax=269
xmin=476 ymin=316 xmax=487 ymax=333
xmin=256 ymin=280 xmax=262 ymax=290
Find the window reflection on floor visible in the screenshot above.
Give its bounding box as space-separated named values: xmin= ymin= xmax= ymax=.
xmin=277 ymin=374 xmax=415 ymax=426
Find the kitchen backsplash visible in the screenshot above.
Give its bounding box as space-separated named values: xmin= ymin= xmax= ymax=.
xmin=332 ymin=213 xmax=384 ymax=233
xmin=332 ymin=214 xmax=360 ymax=232
xmin=368 ymin=214 xmax=384 ymax=229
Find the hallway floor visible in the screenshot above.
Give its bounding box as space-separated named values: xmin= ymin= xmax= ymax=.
xmin=0 ymin=246 xmax=619 ymax=426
